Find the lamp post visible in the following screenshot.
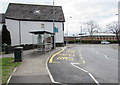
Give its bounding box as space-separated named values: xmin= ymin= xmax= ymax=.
xmin=53 ymin=0 xmax=55 ymax=29
xmin=53 ymin=0 xmax=56 ymax=48
xmin=80 ymin=25 xmax=82 ymax=44
xmin=66 ymin=17 xmax=72 ymax=45
xmin=79 ymin=22 xmax=83 ymax=44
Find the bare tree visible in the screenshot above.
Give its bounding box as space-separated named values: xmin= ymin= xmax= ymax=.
xmin=106 ymin=21 xmax=120 ymax=43
xmin=85 ymin=20 xmax=100 ymax=40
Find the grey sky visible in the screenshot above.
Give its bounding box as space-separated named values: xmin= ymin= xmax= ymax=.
xmin=0 ymin=0 xmax=119 ymax=35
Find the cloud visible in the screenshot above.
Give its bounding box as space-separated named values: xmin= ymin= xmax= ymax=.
xmin=61 ymin=1 xmax=118 ymax=34
xmin=0 ymin=0 xmax=119 ymax=34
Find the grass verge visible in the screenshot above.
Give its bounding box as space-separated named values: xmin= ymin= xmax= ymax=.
xmin=0 ymin=57 xmax=21 ymax=84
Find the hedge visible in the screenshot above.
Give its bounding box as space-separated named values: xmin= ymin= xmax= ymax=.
xmin=68 ymin=40 xmax=118 ymax=44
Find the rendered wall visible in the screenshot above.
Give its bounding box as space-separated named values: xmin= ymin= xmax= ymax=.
xmin=6 ymin=19 xmax=64 ymax=46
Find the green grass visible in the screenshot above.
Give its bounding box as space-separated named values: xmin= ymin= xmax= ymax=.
xmin=0 ymin=57 xmax=21 ymax=84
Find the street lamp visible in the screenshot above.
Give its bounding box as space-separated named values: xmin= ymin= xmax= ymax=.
xmin=79 ymin=22 xmax=83 ymax=44
xmin=66 ymin=17 xmax=72 ymax=45
xmin=53 ymin=0 xmax=55 ymax=28
xmin=53 ymin=0 xmax=55 ymax=49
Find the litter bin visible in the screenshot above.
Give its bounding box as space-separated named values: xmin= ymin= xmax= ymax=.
xmin=14 ymin=47 xmax=23 ymax=62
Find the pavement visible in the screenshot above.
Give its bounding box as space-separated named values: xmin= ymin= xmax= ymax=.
xmin=2 ymin=47 xmax=64 ymax=84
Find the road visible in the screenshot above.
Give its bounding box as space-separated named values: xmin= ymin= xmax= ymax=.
xmin=48 ymin=44 xmax=119 ymax=85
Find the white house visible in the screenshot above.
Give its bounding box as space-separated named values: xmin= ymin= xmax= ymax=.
xmin=5 ymin=3 xmax=65 ymax=47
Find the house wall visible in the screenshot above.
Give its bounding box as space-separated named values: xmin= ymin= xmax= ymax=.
xmin=6 ymin=19 xmax=64 ymax=46
xmin=6 ymin=19 xmax=20 ymax=46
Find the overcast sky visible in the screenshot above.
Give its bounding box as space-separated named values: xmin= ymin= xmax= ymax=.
xmin=0 ymin=0 xmax=119 ymax=35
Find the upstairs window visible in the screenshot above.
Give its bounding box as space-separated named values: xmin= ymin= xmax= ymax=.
xmin=41 ymin=24 xmax=45 ymax=28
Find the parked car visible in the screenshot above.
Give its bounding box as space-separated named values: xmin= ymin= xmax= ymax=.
xmin=101 ymin=40 xmax=110 ymax=44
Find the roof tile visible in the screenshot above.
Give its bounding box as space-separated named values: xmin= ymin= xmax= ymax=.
xmin=5 ymin=3 xmax=65 ymax=22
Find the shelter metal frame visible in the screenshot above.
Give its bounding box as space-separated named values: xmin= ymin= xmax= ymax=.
xmin=29 ymin=31 xmax=55 ymax=54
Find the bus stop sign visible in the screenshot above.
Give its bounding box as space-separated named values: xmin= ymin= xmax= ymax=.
xmin=54 ymin=27 xmax=58 ymax=33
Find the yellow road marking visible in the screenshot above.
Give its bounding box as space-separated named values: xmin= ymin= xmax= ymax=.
xmin=65 ymin=54 xmax=68 ymax=56
xmin=68 ymin=50 xmax=75 ymax=53
xmin=80 ymin=56 xmax=86 ymax=64
xmin=57 ymin=57 xmax=74 ymax=60
xmin=59 ymin=54 xmax=75 ymax=57
xmin=63 ymin=54 xmax=66 ymax=56
xmin=57 ymin=57 xmax=62 ymax=60
xmin=63 ymin=57 xmax=69 ymax=60
xmin=49 ymin=49 xmax=65 ymax=63
xmin=51 ymin=62 xmax=60 ymax=63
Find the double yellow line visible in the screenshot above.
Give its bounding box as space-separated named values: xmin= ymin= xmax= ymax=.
xmin=49 ymin=49 xmax=65 ymax=63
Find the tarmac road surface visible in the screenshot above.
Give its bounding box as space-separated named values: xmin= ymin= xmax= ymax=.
xmin=48 ymin=44 xmax=119 ymax=85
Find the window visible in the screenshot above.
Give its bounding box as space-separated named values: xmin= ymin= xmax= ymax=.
xmin=41 ymin=24 xmax=45 ymax=28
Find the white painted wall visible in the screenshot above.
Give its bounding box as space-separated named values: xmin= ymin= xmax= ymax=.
xmin=0 ymin=24 xmax=3 ymax=36
xmin=6 ymin=19 xmax=20 ymax=46
xmin=54 ymin=22 xmax=64 ymax=43
xmin=6 ymin=19 xmax=64 ymax=46
xmin=0 ymin=24 xmax=3 ymax=32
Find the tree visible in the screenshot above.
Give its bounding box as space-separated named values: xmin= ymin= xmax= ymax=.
xmin=106 ymin=21 xmax=120 ymax=43
xmin=2 ymin=25 xmax=11 ymax=45
xmin=85 ymin=20 xmax=100 ymax=40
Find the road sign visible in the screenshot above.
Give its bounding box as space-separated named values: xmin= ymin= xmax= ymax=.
xmin=54 ymin=27 xmax=58 ymax=33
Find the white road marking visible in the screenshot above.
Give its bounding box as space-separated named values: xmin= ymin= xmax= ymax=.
xmin=71 ymin=63 xmax=100 ymax=85
xmin=81 ymin=57 xmax=83 ymax=59
xmin=82 ymin=61 xmax=86 ymax=64
xmin=104 ymin=54 xmax=119 ymax=61
xmin=13 ymin=67 xmax=17 ymax=73
xmin=6 ymin=75 xmax=12 ymax=85
xmin=46 ymin=49 xmax=65 ymax=84
xmin=104 ymin=54 xmax=108 ymax=59
xmin=71 ymin=63 xmax=88 ymax=73
xmin=6 ymin=67 xmax=18 ymax=85
xmin=88 ymin=73 xmax=100 ymax=85
xmin=71 ymin=63 xmax=79 ymax=65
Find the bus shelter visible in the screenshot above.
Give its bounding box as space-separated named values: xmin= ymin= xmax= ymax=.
xmin=29 ymin=31 xmax=55 ymax=53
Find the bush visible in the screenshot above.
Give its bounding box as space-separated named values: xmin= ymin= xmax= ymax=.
xmin=2 ymin=25 xmax=11 ymax=45
xmin=107 ymin=40 xmax=118 ymax=43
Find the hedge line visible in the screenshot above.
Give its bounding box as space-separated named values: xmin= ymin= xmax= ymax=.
xmin=2 ymin=44 xmax=38 ymax=54
xmin=68 ymin=40 xmax=118 ymax=44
